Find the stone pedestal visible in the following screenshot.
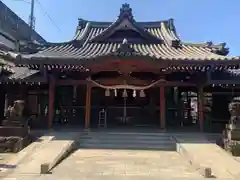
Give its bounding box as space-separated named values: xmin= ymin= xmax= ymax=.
xmin=2 ymin=119 xmax=24 ymax=127
xmin=0 ymin=124 xmax=30 ymax=153
xmin=0 ymin=100 xmax=31 ymax=153
xmin=0 ymin=126 xmax=29 ymax=137
xmin=222 ymin=123 xmax=240 ymax=156
xmin=231 ymin=123 xmax=240 ymax=141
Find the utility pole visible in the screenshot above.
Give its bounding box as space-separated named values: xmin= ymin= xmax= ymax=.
xmin=29 ymin=0 xmax=35 ymax=41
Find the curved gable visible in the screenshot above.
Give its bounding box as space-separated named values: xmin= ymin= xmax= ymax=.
xmin=90 ymin=4 xmax=163 ymax=44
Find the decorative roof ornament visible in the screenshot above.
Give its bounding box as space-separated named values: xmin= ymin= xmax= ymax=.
xmin=113 ymin=38 xmax=140 ymax=56
xmin=206 ymin=41 xmax=213 ymax=47
xmin=78 ymin=18 xmax=87 ymax=28
xmin=114 ymin=38 xmax=146 ymax=56
xmin=90 ymin=4 xmax=163 ymax=44
xmin=168 ymin=19 xmax=175 ymax=31
xmin=119 ymin=3 xmax=133 ymax=20
xmin=122 ymin=38 xmax=128 ymax=44
xmin=219 ymin=42 xmax=227 ymax=50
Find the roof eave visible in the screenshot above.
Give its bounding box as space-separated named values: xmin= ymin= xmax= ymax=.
xmin=13 ymin=54 xmax=240 ymax=67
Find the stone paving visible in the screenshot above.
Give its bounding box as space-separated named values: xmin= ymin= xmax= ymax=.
xmin=175 ymin=134 xmax=240 ymax=179
xmin=52 ymin=149 xmax=203 ymax=179
xmin=0 ymin=153 xmax=16 ymax=172
xmin=3 ymin=149 xmax=205 ymax=180
xmin=0 ymin=153 xmax=14 ymax=163
xmin=1 ymin=131 xmax=237 ymax=180
xmin=0 ymin=131 xmax=79 ymax=179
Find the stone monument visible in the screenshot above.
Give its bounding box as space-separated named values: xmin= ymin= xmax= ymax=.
xmin=3 ymin=100 xmax=27 ymax=126
xmin=0 ymin=100 xmax=30 ymax=153
xmin=222 ymin=97 xmax=240 ymax=156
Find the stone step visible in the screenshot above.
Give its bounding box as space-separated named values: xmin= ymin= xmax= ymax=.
xmin=81 ymin=138 xmax=174 ymax=144
xmin=80 ymin=136 xmax=172 ymax=142
xmin=80 ymin=142 xmax=176 ymax=150
xmin=83 ymin=131 xmax=168 ymax=136
xmin=81 ymin=135 xmax=173 ymax=141
xmin=82 ymin=132 xmax=172 ymax=139
xmin=80 ymin=132 xmax=176 ymax=151
xmin=81 ymin=140 xmax=175 ymax=146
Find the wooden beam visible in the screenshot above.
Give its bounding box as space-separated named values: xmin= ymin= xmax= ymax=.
xmin=56 ymin=80 xmax=87 ymax=86
xmin=93 ymin=78 xmax=156 ymax=86
xmin=207 ymin=80 xmax=240 ymax=85
xmin=164 ymin=82 xmax=196 ymax=87
xmin=56 ymin=79 xmax=197 ymax=87
xmin=88 ymin=61 xmax=160 ymax=73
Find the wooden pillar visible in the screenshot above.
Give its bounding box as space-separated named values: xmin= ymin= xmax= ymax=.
xmin=84 ymin=85 xmax=91 ymax=129
xmin=48 ymin=77 xmax=55 ymax=129
xmin=4 ymin=93 xmax=8 ymax=117
xmin=198 ymin=87 xmax=204 ymax=131
xmin=0 ymin=86 xmax=5 ymax=120
xmin=160 ymin=86 xmax=166 ymax=129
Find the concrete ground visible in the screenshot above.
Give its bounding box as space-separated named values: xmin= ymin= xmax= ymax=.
xmin=0 ymin=153 xmax=16 ymax=173
xmin=1 ymin=131 xmax=237 ymax=180
xmin=0 ymin=131 xmax=79 ymax=180
xmin=3 ymin=149 xmax=204 ymax=180
xmin=50 ymin=149 xmax=202 ymax=179
xmin=175 ymin=134 xmax=240 ymax=179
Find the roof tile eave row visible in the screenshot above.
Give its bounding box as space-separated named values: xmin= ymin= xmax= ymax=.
xmin=13 ymin=41 xmax=239 ymax=63
xmin=16 ymin=53 xmax=240 ymax=65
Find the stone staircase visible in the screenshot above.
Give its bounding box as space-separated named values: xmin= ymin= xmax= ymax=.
xmin=79 ymin=131 xmax=176 ymax=151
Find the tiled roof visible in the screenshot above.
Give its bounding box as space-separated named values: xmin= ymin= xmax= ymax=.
xmin=0 ymin=65 xmax=42 ymax=82
xmin=12 ymin=3 xmax=239 ymax=63
xmin=20 ymin=41 xmax=237 ymax=62
xmin=7 ymin=67 xmax=39 ymax=80
xmin=0 ymin=47 xmax=42 ymax=82
xmin=0 ymin=48 xmax=15 ymax=73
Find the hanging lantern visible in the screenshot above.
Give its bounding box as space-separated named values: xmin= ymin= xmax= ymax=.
xmin=114 ymin=89 xmax=117 ymax=97
xmin=122 ymin=89 xmax=128 ymax=98
xmin=132 ymin=90 xmax=136 ymax=97
xmin=139 ymin=90 xmax=145 ymax=98
xmin=105 ymin=89 xmax=110 ymax=96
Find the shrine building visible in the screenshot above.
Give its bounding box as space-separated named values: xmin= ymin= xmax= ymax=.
xmin=0 ymin=4 xmax=240 ymax=132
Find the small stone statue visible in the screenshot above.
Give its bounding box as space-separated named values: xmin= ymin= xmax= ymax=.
xmin=228 ymin=97 xmax=240 ymax=126
xmin=222 ymin=97 xmax=240 ymax=155
xmin=5 ymin=100 xmax=26 ymax=126
xmin=0 ymin=100 xmax=29 ymax=153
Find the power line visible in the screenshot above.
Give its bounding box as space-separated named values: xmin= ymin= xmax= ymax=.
xmin=35 ymin=0 xmax=61 ymax=32
xmin=6 ymin=0 xmax=61 ymax=33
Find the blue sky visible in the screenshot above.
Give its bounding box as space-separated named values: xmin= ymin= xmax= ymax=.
xmin=2 ymin=0 xmax=240 ymax=55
